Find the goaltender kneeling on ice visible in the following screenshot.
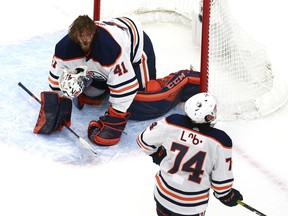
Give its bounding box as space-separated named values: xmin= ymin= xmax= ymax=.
xmin=34 ymin=66 xmax=200 ymax=146
xmin=34 ymin=15 xmax=200 ymax=146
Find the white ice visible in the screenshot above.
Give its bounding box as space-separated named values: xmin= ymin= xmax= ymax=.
xmin=0 ymin=0 xmax=287 ymax=215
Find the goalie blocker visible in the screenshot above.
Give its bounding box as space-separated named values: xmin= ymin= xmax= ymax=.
xmin=33 ymin=91 xmax=72 ymax=134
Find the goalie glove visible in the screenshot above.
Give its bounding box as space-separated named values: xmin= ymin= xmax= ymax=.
xmin=214 ymin=188 xmax=243 ymax=207
xmin=150 ymin=146 xmax=167 ymax=165
xmin=88 ymin=105 xmax=130 ymax=146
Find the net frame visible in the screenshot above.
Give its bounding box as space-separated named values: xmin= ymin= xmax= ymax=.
xmin=93 ymin=0 xmax=288 ymax=120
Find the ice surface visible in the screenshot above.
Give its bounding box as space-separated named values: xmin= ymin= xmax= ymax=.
xmin=0 ymin=0 xmax=288 ymax=215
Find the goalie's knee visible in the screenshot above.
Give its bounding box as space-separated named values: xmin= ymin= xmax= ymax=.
xmin=73 ymin=91 xmax=108 ymax=110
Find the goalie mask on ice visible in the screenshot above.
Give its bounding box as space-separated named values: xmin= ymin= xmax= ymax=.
xmin=59 ymin=66 xmax=91 ymax=98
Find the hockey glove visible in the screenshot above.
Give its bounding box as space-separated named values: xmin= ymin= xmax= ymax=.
xmin=150 ymin=146 xmax=167 ymax=165
xmin=214 ymin=188 xmax=243 ymax=207
xmin=88 ymin=105 xmax=130 ymax=146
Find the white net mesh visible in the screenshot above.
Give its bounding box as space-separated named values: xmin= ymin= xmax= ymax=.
xmin=206 ymin=0 xmax=288 ymax=120
xmin=95 ymin=0 xmax=288 ymax=120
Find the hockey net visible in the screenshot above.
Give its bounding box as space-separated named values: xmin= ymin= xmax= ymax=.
xmin=93 ymin=0 xmax=288 ymax=121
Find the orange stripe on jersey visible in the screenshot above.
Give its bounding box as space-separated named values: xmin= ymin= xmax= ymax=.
xmin=137 ymin=134 xmax=151 ymax=151
xmin=141 ymin=53 xmax=149 ymax=86
xmin=120 ymin=17 xmax=137 ymax=45
xmin=211 ymin=183 xmax=233 ymax=191
xmin=156 ymin=175 xmax=209 ymax=202
xmin=48 ymin=76 xmax=59 ymax=86
xmin=109 ymin=81 xmax=139 ymax=94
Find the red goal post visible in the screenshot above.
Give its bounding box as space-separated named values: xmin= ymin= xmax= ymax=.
xmin=93 ymin=0 xmax=100 ymax=21
xmin=93 ymin=0 xmax=288 ymax=121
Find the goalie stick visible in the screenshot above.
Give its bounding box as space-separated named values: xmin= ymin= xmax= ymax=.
xmin=237 ymin=200 xmax=267 ymax=216
xmin=18 ymin=82 xmax=97 ymax=155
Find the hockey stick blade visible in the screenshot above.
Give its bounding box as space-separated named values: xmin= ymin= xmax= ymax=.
xmin=237 ymin=200 xmax=267 ymax=216
xmin=18 ymin=82 xmax=97 ymax=155
xmin=65 ymin=125 xmax=97 ymax=155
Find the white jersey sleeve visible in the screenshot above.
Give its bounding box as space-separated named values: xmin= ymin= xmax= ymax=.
xmin=48 ymin=34 xmax=87 ymax=93
xmin=137 ymin=119 xmax=168 ymax=155
xmin=94 ymin=17 xmax=143 ymax=112
xmin=105 ymin=50 xmax=139 ymax=112
xmin=48 ymin=55 xmax=65 ymax=93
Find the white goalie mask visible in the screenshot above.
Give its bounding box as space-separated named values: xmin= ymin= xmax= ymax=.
xmin=59 ymin=66 xmax=89 ymax=98
xmin=185 ymin=92 xmax=218 ymax=124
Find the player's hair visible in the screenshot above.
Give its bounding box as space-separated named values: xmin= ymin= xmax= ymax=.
xmin=68 ymin=15 xmax=97 ymax=43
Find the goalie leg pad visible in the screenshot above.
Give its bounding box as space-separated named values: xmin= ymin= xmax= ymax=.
xmin=181 ymin=70 xmax=200 ymax=102
xmin=88 ymin=106 xmax=130 ymax=146
xmin=128 ymin=70 xmax=200 ymax=120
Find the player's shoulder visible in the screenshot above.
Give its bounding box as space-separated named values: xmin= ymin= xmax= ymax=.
xmin=203 ymin=127 xmax=232 ymax=148
xmin=55 ymin=35 xmax=84 ymax=60
xmin=91 ymin=25 xmax=122 ymax=66
xmin=165 ymin=114 xmax=192 ymax=127
xmin=165 ymin=114 xmax=232 ymax=148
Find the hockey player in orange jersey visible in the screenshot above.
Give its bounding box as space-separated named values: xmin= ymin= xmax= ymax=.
xmin=137 ymin=93 xmax=243 ymax=215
